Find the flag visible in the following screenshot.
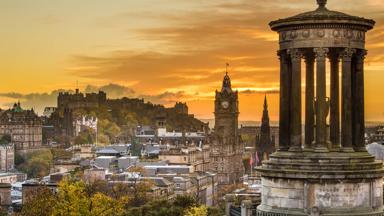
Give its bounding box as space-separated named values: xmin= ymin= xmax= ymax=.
xmin=249 ymin=153 xmax=254 ymax=166
xmin=255 ymin=152 xmax=260 ymax=166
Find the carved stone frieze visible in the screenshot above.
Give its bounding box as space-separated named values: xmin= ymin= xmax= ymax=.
xmin=279 ymin=28 xmax=366 ymax=49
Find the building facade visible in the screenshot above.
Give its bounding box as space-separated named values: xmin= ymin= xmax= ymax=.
xmin=0 ymin=103 xmax=42 ymax=150
xmin=210 ymin=72 xmax=244 ymax=185
xmin=57 ymin=89 xmax=106 ymax=110
xmin=0 ymin=144 xmax=14 ymax=171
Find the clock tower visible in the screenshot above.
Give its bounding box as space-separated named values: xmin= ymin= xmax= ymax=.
xmin=211 ymin=71 xmax=244 ymax=185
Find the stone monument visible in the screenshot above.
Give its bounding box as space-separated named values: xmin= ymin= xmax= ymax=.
xmin=256 ymin=0 xmax=384 ymax=215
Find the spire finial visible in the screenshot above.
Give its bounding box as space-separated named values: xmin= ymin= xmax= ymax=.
xmin=226 ymin=63 xmax=229 ymax=75
xmin=317 ymin=0 xmax=327 ymax=8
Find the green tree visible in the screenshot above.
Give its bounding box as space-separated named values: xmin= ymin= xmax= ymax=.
xmin=16 ymin=149 xmax=53 ymax=178
xmin=0 ymin=135 xmax=11 ymax=145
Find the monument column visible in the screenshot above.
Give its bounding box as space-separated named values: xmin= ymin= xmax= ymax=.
xmin=278 ymin=50 xmax=291 ymax=151
xmin=353 ymin=49 xmax=367 ymax=151
xmin=304 ymin=52 xmax=315 ymax=150
xmin=329 ymin=50 xmax=340 ymax=149
xmin=341 ymin=48 xmax=355 ymax=151
xmin=314 ymin=47 xmax=329 ymax=152
xmin=288 ymin=49 xmax=302 ymax=151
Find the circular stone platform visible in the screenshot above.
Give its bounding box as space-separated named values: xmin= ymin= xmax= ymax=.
xmin=256 ymin=151 xmax=384 ymax=215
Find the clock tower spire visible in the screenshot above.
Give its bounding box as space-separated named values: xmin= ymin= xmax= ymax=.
xmin=211 ymin=66 xmax=244 ymax=185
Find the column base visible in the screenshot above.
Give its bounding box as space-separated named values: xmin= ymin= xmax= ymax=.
xmin=354 ymin=147 xmax=367 ymax=152
xmin=341 ymin=147 xmax=355 ymax=152
xmin=289 ymin=146 xmax=302 ymax=152
xmin=278 ymin=147 xmax=289 ymax=152
xmin=331 ymin=144 xmax=341 ymax=151
xmin=303 ymin=147 xmax=313 ymax=152
xmin=313 ymin=146 xmax=329 ymax=153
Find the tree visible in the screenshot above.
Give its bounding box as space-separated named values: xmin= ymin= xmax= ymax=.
xmin=53 ymin=179 xmax=126 ymax=216
xmin=126 ymin=166 xmax=153 ymax=207
xmin=184 ymin=206 xmax=208 ymax=216
xmin=0 ymin=135 xmax=11 ymax=145
xmin=16 ymin=149 xmax=53 ymax=178
xmin=20 ymin=186 xmax=57 ymax=216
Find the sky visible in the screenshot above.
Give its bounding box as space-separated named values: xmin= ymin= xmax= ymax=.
xmin=0 ymin=0 xmax=383 ymax=122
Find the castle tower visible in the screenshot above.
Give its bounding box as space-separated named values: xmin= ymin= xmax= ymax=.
xmin=256 ymin=96 xmax=275 ymax=162
xmin=211 ymin=71 xmax=244 ymax=185
xmin=257 ymin=1 xmax=384 ymax=215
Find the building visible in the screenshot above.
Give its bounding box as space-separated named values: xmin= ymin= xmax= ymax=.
xmin=256 ymin=1 xmax=384 ymax=215
xmin=57 ymin=89 xmax=106 ymax=110
xmin=0 ymin=103 xmax=42 ymax=151
xmin=367 ymin=126 xmax=384 ymax=144
xmin=173 ymin=102 xmax=188 ymax=115
xmin=42 ymin=107 xmax=56 ymax=118
xmin=239 ymin=125 xmax=279 ymax=148
xmin=0 ymin=144 xmax=14 ymax=171
xmin=74 ymin=116 xmax=97 ymax=137
xmin=255 ymin=96 xmax=275 ymax=162
xmin=210 ymin=72 xmax=244 ymax=185
xmin=136 ymin=126 xmax=206 ymax=146
xmin=0 ymin=173 xmax=26 ymax=184
xmin=159 ymin=145 xmax=210 ymax=172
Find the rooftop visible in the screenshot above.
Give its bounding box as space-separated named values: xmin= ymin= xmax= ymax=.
xmin=270 ymin=0 xmax=375 ymax=31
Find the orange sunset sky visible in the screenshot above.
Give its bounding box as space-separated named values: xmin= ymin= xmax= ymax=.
xmin=1 ymin=0 xmax=383 ymax=122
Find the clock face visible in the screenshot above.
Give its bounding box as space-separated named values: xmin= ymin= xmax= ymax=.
xmin=221 ymin=101 xmax=229 ymax=109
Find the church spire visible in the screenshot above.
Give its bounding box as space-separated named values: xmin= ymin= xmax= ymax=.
xmin=262 ymin=95 xmax=270 ymax=124
xmin=221 ymin=63 xmax=232 ymax=93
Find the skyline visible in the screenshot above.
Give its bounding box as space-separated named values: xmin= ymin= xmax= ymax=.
xmin=1 ymin=0 xmax=384 ymax=121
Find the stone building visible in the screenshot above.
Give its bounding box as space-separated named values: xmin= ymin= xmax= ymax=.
xmin=173 ymin=102 xmax=188 ymax=115
xmin=57 ymin=89 xmax=106 ymax=110
xmin=0 ymin=144 xmax=14 ymax=171
xmin=255 ymin=96 xmax=275 ymax=162
xmin=211 ymin=72 xmax=244 ymax=185
xmin=239 ymin=125 xmax=279 ymax=148
xmin=159 ymin=145 xmax=210 ymax=172
xmin=0 ymin=103 xmax=42 ymax=151
xmin=257 ymin=0 xmax=384 ymax=215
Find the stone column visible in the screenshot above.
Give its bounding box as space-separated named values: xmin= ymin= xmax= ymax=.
xmin=341 ymin=48 xmax=355 ymax=152
xmin=353 ymin=49 xmax=367 ymax=151
xmin=278 ymin=50 xmax=290 ymax=151
xmin=329 ymin=51 xmax=340 ymax=150
xmin=314 ymin=48 xmax=329 ymax=152
xmin=304 ymin=52 xmax=315 ymax=150
xmin=288 ymin=49 xmax=302 ymax=152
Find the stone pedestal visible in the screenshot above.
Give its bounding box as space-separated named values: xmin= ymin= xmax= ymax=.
xmin=256 ymin=151 xmax=384 ymax=216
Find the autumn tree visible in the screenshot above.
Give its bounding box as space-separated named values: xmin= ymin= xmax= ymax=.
xmin=20 ymin=186 xmax=57 ymax=216
xmin=16 ymin=149 xmax=53 ymax=178
xmin=184 ymin=206 xmax=208 ymax=216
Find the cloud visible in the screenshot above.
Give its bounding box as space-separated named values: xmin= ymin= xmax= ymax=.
xmin=85 ymin=83 xmax=135 ymax=98
xmin=139 ymin=91 xmax=187 ymax=105
xmin=240 ymin=89 xmax=280 ymax=95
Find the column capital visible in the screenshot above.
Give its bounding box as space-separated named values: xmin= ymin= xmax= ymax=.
xmin=304 ymin=51 xmax=315 ymax=63
xmin=327 ymin=50 xmax=340 ymax=63
xmin=355 ymin=49 xmax=368 ymax=61
xmin=287 ymin=48 xmax=302 ymax=61
xmin=277 ymin=50 xmax=288 ymax=60
xmin=340 ymin=48 xmax=356 ymax=61
xmin=314 ymin=47 xmax=329 ymax=59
